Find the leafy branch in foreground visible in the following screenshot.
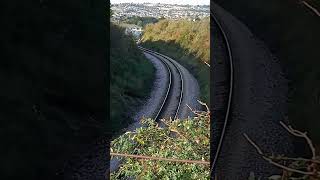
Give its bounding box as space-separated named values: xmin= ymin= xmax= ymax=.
xmin=245 ymin=121 xmax=320 ymax=180
xmin=110 ymin=103 xmax=210 ymax=179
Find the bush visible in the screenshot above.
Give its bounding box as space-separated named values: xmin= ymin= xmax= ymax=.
xmin=110 ymin=109 xmax=210 ymax=179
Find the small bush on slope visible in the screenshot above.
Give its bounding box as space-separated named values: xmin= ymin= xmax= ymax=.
xmin=110 ymin=112 xmax=210 ymax=179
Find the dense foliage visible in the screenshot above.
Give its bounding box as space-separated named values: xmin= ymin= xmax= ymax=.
xmin=141 ymin=18 xmax=210 ymax=103
xmin=110 ymin=24 xmax=154 ymax=136
xmin=215 ymin=0 xmax=320 ymax=144
xmin=111 ymin=111 xmax=210 ymax=179
xmin=0 ymin=1 xmax=106 ymax=179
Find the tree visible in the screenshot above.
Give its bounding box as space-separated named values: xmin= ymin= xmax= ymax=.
xmin=137 ymin=20 xmax=143 ymax=27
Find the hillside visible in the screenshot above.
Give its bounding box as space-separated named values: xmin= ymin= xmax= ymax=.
xmin=141 ymin=18 xmax=210 ymax=103
xmin=110 ymin=23 xmax=155 ymax=136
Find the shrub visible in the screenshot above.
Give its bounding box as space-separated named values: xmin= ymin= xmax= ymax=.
xmin=110 ymin=107 xmax=210 ymax=179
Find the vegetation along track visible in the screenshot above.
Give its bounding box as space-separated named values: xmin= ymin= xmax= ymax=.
xmin=210 ymin=10 xmax=234 ymax=179
xmin=139 ymin=46 xmax=184 ymax=121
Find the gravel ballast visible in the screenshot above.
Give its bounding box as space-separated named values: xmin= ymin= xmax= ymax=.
xmin=212 ymin=3 xmax=293 ymax=179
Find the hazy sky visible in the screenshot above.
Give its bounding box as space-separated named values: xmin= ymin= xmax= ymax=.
xmin=110 ymin=0 xmax=210 ymax=5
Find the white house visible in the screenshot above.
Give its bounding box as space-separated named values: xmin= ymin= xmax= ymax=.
xmin=125 ymin=26 xmax=143 ymax=39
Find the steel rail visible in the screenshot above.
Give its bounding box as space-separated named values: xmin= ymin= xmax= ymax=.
xmin=109 ymin=47 xmax=186 ymax=175
xmin=139 ymin=46 xmax=184 ymax=121
xmin=152 ymin=50 xmax=184 ymax=120
xmin=211 ymin=10 xmax=234 ymax=178
xmin=139 ymin=47 xmax=172 ymax=121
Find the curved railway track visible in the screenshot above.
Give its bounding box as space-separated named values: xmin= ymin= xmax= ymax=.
xmin=109 ymin=46 xmax=199 ymax=174
xmin=211 ymin=10 xmax=234 ymax=178
xmin=139 ymin=46 xmax=184 ymax=121
xmin=109 ymin=47 xmax=188 ymax=174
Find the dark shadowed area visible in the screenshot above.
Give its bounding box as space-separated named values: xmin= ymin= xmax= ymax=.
xmin=0 ymin=1 xmax=107 ymax=179
xmin=215 ymin=0 xmax=320 ymax=147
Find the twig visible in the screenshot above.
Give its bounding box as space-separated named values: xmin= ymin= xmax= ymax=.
xmin=160 ymin=119 xmax=171 ymax=127
xmin=204 ymin=61 xmax=211 ymax=67
xmin=243 ymin=133 xmax=316 ymax=176
xmin=302 ymin=1 xmax=320 ymax=17
xmin=279 ymin=121 xmax=316 ymax=159
xmin=197 ymin=100 xmax=210 ymax=114
xmin=160 ymin=119 xmax=202 ymax=146
xmin=186 ymin=101 xmax=210 ymax=118
xmin=160 ymin=119 xmax=187 ymax=139
xmin=186 ymin=104 xmax=207 ymax=117
xmin=243 ymin=133 xmax=264 ymax=155
xmin=170 ymin=128 xmax=188 ymax=139
xmin=269 ymin=156 xmax=320 ymax=164
xmin=110 ymin=152 xmax=210 ymax=165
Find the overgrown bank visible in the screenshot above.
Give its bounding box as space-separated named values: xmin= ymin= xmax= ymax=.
xmin=110 ymin=24 xmax=155 ymax=136
xmin=215 ymin=1 xmax=320 ymax=144
xmin=141 ymin=18 xmax=210 ymax=104
xmin=111 ymin=109 xmax=210 ymax=179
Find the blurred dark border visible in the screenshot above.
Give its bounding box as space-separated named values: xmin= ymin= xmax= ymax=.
xmin=0 ymin=0 xmax=110 ymax=179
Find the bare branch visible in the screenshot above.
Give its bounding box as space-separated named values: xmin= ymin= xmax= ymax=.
xmin=197 ymin=100 xmax=210 ymax=113
xmin=302 ymin=1 xmax=320 ymax=17
xmin=243 ymin=133 xmax=316 ymax=176
xmin=280 ymin=121 xmax=316 ymax=159
xmin=243 ymin=133 xmax=264 ymax=155
xmin=269 ymin=156 xmax=320 ymax=164
xmin=186 ymin=104 xmax=207 ymax=117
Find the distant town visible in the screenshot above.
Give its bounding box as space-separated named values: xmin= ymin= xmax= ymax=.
xmin=111 ymin=3 xmax=210 ymax=40
xmin=111 ymin=3 xmax=210 ymax=21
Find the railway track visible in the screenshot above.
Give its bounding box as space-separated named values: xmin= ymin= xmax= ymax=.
xmin=138 ymin=46 xmax=184 ymax=121
xmin=211 ymin=10 xmax=234 ymax=178
xmin=109 ymin=46 xmax=200 ymax=175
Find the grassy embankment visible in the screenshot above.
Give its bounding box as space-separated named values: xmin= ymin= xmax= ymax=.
xmin=215 ymin=0 xmax=320 ymax=146
xmin=110 ymin=23 xmax=155 ymax=136
xmin=141 ymin=18 xmax=210 ymax=104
